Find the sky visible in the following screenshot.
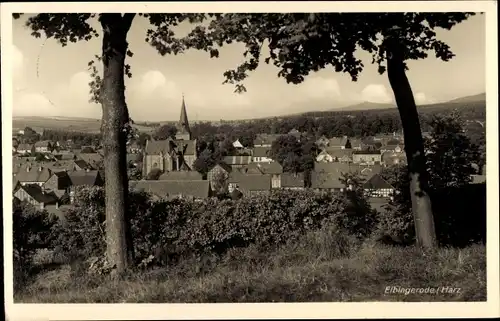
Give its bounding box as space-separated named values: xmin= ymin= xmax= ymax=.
xmin=12 ymin=13 xmax=486 ymax=121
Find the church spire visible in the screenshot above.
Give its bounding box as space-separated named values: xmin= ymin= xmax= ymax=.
xmin=176 ymin=94 xmax=191 ymax=140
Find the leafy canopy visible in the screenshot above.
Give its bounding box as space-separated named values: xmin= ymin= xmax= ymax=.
xmin=164 ymin=13 xmax=475 ymax=92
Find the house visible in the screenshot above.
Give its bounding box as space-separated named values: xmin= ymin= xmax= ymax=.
xmin=73 ymin=159 xmax=95 ymax=171
xmin=207 ymin=163 xmax=232 ymax=193
xmin=281 ymin=172 xmax=305 ymax=190
xmin=16 ymin=143 xmax=34 ymax=155
xmin=222 ymin=155 xmax=252 ymax=168
xmin=382 ymin=151 xmax=407 ymax=166
xmin=316 ymin=148 xmax=353 ymax=163
xmin=253 ymin=134 xmax=281 ymax=147
xmin=78 ymin=153 xmax=104 ymax=169
xmin=13 ymin=184 xmax=59 ymax=211
xmin=362 ymin=173 xmax=394 ymax=198
xmin=34 ymin=140 xmax=53 ymax=153
xmin=130 ymin=180 xmax=212 ymax=200
xmin=328 ymin=136 xmax=350 ymax=149
xmin=143 ymin=97 xmax=198 ymax=177
xmin=159 ymin=171 xmax=204 ymax=181
xmin=352 ymin=150 xmax=382 ymax=165
xmin=228 ymin=174 xmax=272 ymax=197
xmin=53 ymin=151 xmax=76 ymax=161
xmin=67 ymin=170 xmax=105 ymax=203
xmin=381 ymin=144 xmax=404 ymax=153
xmin=310 ymin=165 xmax=346 ymax=192
xmin=252 ymin=146 xmax=273 ymax=163
xmin=232 ymin=139 xmax=245 ymax=149
xmin=315 ymin=135 xmax=330 ymax=149
xmin=242 ymin=162 xmax=283 ymax=188
xmin=13 ymin=166 xmax=52 ymax=187
xmin=80 ymin=146 xmax=96 ymax=154
xmin=43 ymin=171 xmax=73 ymax=198
xmin=310 ymin=162 xmax=379 ymax=192
xmin=348 ymin=138 xmax=363 ymax=150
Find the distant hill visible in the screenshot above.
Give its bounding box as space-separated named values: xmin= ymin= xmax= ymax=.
xmin=328 ymin=92 xmax=486 ymax=113
xmin=446 ymin=93 xmax=486 ymax=104
xmin=336 ymin=101 xmax=396 ymax=111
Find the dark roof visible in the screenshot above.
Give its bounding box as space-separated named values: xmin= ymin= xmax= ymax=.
xmin=311 ymin=162 xmax=381 ymax=189
xmin=130 ymin=180 xmax=211 ymax=199
xmin=34 ymin=140 xmax=52 ymax=148
xmin=243 ymin=162 xmax=283 ymax=175
xmin=158 ymin=171 xmax=203 ymax=181
xmin=15 ymin=166 xmax=52 ymax=183
xmin=353 ymin=150 xmax=381 ymax=155
xmin=49 ymin=171 xmax=73 ymax=190
xmin=68 ymin=170 xmax=102 ymax=186
xmin=17 ymin=144 xmax=33 ymax=151
xmin=252 ymin=146 xmax=272 ymax=158
xmin=145 ymin=139 xmax=196 ymax=156
xmin=328 ymin=137 xmax=349 ymax=147
xmin=74 ymin=159 xmax=93 ymax=170
xmin=323 ymin=148 xmax=354 ymax=158
xmin=78 ymin=153 xmax=103 ymax=165
xmin=236 ymin=174 xmax=271 ymax=191
xmin=16 ymin=184 xmax=58 ymax=204
xmin=363 ymin=174 xmax=394 ymax=189
xmin=254 ymin=134 xmax=281 ymax=146
xmin=386 ymin=139 xmax=403 ymax=146
xmin=223 ymin=155 xmax=252 ymax=165
xmin=281 ymin=172 xmax=305 ymax=188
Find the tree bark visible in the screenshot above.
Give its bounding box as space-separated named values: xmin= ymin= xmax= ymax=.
xmin=99 ymin=13 xmax=135 ymax=274
xmin=386 ymin=36 xmax=437 ymax=249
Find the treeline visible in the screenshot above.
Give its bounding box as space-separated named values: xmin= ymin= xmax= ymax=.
xmin=143 ymin=103 xmax=485 ymax=149
xmin=40 ymin=129 xmax=101 ymax=147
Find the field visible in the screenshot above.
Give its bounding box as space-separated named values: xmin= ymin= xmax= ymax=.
xmin=12 ymin=116 xmax=156 ymax=134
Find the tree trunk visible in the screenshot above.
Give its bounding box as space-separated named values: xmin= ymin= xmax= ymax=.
xmin=99 ymin=14 xmax=135 ymax=274
xmin=386 ymin=36 xmax=437 ymax=249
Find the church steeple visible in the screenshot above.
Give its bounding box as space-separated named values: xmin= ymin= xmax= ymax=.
xmin=176 ymin=94 xmax=192 ymax=140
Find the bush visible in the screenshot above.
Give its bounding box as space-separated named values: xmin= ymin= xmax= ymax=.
xmin=52 ymin=187 xmax=378 ymax=267
xmin=13 ymin=199 xmax=59 ymax=290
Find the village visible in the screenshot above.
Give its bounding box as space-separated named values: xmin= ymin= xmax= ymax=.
xmin=12 ymin=97 xmax=487 ymax=219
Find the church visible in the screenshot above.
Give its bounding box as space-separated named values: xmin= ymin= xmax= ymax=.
xmin=142 ymin=97 xmax=198 ymax=178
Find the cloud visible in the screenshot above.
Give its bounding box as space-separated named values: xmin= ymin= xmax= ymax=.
xmin=14 ymin=92 xmax=58 ymax=117
xmin=361 ymin=84 xmax=392 ymax=103
xmin=298 ymin=76 xmax=341 ymax=100
xmin=414 ymin=92 xmax=436 ymax=105
xmin=68 ymin=71 xmax=93 ymax=99
xmin=134 ymin=70 xmax=180 ymax=100
xmin=13 ymin=45 xmax=24 ymax=73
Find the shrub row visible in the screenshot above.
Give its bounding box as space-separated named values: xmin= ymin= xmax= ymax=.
xmin=51 ymin=187 xmax=378 ymax=266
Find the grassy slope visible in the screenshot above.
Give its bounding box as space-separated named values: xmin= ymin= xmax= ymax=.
xmin=16 ymin=230 xmax=486 ymax=303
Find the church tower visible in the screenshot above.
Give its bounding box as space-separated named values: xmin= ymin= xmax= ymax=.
xmin=175 ymin=95 xmax=192 ymax=141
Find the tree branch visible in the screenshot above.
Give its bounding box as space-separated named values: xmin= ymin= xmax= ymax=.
xmin=123 ymin=13 xmax=136 ymax=32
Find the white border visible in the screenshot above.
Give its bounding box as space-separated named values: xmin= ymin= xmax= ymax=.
xmin=2 ymin=1 xmax=499 ymax=319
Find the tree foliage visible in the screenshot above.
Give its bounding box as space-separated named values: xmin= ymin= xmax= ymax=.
xmin=424 ymin=110 xmax=479 ymax=190
xmin=163 ymin=13 xmax=475 ymax=92
xmin=270 ymin=134 xmax=317 ymax=173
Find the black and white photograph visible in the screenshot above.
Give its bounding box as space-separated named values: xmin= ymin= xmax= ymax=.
xmin=2 ymin=1 xmax=498 ymax=319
